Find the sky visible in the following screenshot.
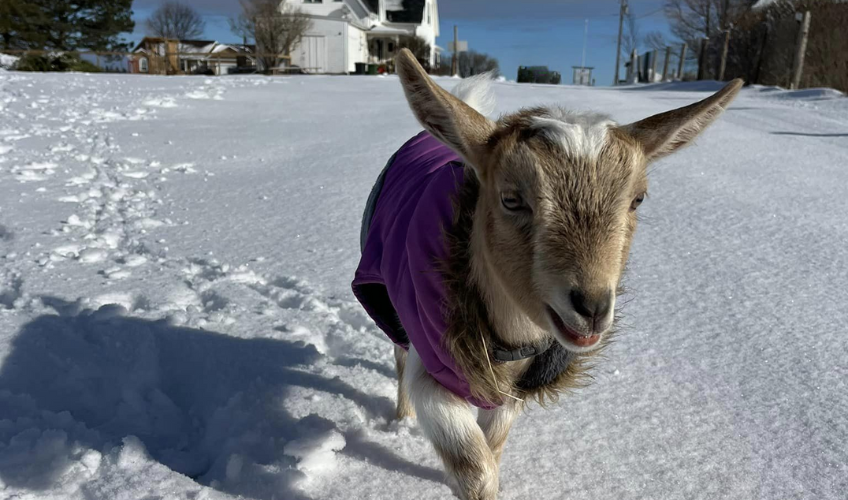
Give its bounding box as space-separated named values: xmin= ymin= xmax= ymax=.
xmin=128 ymin=0 xmax=676 ymax=86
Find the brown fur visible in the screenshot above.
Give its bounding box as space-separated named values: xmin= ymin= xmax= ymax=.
xmin=391 ymin=48 xmax=742 ymax=499
xmin=440 ymin=172 xmax=602 ymax=407
xmin=438 ymin=118 xmax=650 ymax=407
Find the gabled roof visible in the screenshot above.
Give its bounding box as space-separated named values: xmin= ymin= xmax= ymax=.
xmin=132 ymin=37 xmax=255 ymax=59
xmin=343 ymin=0 xmax=372 ymax=20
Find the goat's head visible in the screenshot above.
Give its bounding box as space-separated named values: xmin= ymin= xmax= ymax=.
xmin=396 ymin=49 xmax=741 ymax=353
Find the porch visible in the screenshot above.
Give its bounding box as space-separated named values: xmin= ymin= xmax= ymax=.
xmin=366 ymin=26 xmax=415 ymax=66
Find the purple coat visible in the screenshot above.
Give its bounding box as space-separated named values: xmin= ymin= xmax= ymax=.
xmin=352 ymin=132 xmax=495 ymax=409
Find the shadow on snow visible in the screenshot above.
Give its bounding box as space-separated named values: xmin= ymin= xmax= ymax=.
xmin=0 ymin=297 xmax=441 ymax=498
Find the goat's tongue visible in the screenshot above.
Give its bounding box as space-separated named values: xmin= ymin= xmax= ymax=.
xmin=568 ymin=333 xmax=600 ymax=347
xmin=549 ymin=307 xmax=601 ymax=347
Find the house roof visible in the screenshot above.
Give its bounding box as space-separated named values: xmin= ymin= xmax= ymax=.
xmin=360 ymin=0 xmax=427 ymax=23
xmin=343 ymin=0 xmax=372 ymax=20
xmin=386 ymin=0 xmax=426 ymax=23
xmin=132 ymin=37 xmax=255 ymax=59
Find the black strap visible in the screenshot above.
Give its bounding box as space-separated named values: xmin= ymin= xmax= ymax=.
xmin=492 ymin=339 xmax=552 ymax=363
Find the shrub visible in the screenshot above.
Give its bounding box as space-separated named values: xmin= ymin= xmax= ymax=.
xmin=16 ymin=52 xmax=102 ymax=73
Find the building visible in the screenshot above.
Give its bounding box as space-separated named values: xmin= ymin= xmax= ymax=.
xmin=292 ymin=0 xmax=441 ymax=74
xmin=571 ymin=66 xmax=594 ymax=86
xmin=130 ymin=38 xmax=256 ymax=75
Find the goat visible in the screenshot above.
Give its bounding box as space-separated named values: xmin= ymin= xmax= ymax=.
xmin=353 ymin=49 xmax=742 ymax=500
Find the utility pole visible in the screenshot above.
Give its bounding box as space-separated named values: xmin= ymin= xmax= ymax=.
xmin=718 ymin=27 xmax=731 ymax=81
xmin=790 ymin=11 xmax=811 ymax=90
xmin=697 ymin=37 xmax=708 ymax=80
xmin=581 ymin=19 xmax=588 ymax=70
xmin=717 ymin=0 xmax=731 ymax=81
xmin=677 ymin=43 xmax=687 ymax=80
xmin=662 ymin=45 xmax=672 ymax=81
xmin=451 ymin=25 xmax=458 ymax=77
xmin=613 ymin=0 xmax=627 ymax=85
xmin=651 ymin=49 xmax=659 ymax=82
xmin=630 ymin=48 xmax=638 ymax=83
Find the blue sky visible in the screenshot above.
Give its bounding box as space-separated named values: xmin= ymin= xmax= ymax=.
xmin=129 ymin=0 xmax=675 ymax=86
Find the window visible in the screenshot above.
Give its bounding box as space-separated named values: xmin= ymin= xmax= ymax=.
xmin=388 ymin=42 xmax=395 ymax=53
xmin=303 ymin=0 xmax=323 ymax=3
xmin=139 ymin=57 xmax=148 ymax=73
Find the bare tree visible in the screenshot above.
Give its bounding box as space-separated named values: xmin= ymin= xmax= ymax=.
xmin=396 ymin=37 xmax=432 ymax=72
xmin=644 ymin=31 xmax=669 ymax=51
xmin=441 ymin=50 xmax=499 ymax=78
xmin=230 ymin=0 xmax=312 ymax=72
xmin=621 ymin=8 xmax=640 ymax=58
xmin=146 ymin=1 xmax=205 ymax=40
xmin=663 ymin=0 xmax=751 ymax=52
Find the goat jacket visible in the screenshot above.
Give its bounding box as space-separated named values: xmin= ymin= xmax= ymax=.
xmin=352 ymin=131 xmax=497 ymax=409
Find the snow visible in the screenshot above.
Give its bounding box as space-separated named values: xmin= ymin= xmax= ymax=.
xmin=0 ymin=71 xmax=846 ymax=500
xmin=0 ymin=54 xmax=18 ymax=70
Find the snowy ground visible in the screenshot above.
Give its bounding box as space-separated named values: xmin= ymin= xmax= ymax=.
xmin=0 ymin=72 xmax=846 ymax=500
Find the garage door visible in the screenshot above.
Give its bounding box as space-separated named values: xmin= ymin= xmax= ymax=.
xmin=300 ymin=36 xmax=327 ymax=73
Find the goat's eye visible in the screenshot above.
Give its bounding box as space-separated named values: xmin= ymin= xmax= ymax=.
xmin=501 ymin=192 xmax=526 ymax=212
xmin=630 ymin=193 xmax=645 ymax=211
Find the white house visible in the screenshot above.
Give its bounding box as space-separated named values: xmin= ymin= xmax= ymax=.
xmin=290 ymin=0 xmax=440 ymax=74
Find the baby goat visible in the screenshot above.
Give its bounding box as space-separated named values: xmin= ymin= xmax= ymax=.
xmin=353 ymin=49 xmax=742 ymax=500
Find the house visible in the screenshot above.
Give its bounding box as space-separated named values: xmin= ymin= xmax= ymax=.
xmin=291 ymin=0 xmax=441 ymax=74
xmin=130 ymin=37 xmax=256 ymax=75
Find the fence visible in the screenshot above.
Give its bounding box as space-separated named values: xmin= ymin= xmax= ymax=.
xmin=627 ymin=1 xmax=848 ymax=92
xmin=625 ymin=44 xmax=693 ymax=84
xmin=723 ymin=1 xmax=847 ymax=92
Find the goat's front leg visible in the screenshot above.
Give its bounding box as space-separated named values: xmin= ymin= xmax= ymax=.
xmin=477 ymin=399 xmax=521 ymax=466
xmin=404 ymin=347 xmax=499 ymax=500
xmin=394 ymin=345 xmax=415 ymax=419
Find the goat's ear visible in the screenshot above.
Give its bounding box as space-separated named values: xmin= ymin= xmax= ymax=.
xmin=620 ymin=79 xmax=743 ymax=161
xmin=395 ymin=49 xmax=495 ymax=168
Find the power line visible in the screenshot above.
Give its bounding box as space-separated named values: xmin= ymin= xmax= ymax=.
xmin=636 ymin=7 xmax=665 ymax=19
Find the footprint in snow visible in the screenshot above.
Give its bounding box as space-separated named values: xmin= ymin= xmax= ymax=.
xmin=11 ymin=162 xmax=57 ymax=182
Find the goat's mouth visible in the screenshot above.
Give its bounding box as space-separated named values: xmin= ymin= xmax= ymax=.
xmin=546 ymin=305 xmax=602 ymax=349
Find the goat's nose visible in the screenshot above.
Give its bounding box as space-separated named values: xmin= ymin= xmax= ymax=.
xmin=569 ymin=289 xmax=612 ymax=329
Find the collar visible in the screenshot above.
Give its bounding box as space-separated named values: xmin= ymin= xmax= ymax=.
xmin=492 ymin=338 xmax=553 ymax=363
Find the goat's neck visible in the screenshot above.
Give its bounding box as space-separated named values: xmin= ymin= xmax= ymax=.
xmin=468 ymin=211 xmax=549 ymax=348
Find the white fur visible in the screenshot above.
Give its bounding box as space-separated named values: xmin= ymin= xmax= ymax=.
xmin=477 ymin=401 xmax=520 ymax=462
xmin=450 ymin=72 xmax=497 ymax=117
xmin=530 ymin=109 xmax=616 ymax=158
xmin=404 ymin=347 xmax=499 ymax=499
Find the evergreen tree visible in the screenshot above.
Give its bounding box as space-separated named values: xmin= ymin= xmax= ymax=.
xmin=0 ymin=0 xmax=46 ymax=50
xmin=3 ymin=0 xmax=135 ymax=52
